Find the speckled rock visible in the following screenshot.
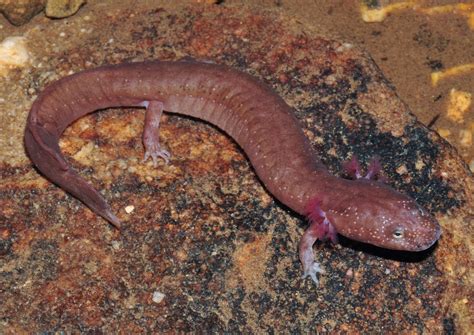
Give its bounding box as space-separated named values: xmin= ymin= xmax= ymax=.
xmin=0 ymin=1 xmax=472 ymax=333
xmin=0 ymin=0 xmax=45 ymax=26
xmin=45 ymin=0 xmax=86 ymax=19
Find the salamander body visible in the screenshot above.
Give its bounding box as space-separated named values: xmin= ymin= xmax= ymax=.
xmin=24 ymin=60 xmax=441 ymax=283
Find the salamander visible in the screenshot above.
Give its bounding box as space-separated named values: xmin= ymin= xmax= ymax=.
xmin=24 ymin=60 xmax=441 ymax=284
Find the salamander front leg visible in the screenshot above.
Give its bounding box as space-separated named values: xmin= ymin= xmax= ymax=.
xmin=140 ymin=101 xmax=171 ymax=167
xmin=300 ymin=199 xmax=337 ymax=285
xmin=299 ymin=219 xmax=326 ymax=285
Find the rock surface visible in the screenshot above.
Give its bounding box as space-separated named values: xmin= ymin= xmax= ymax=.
xmin=0 ymin=1 xmax=472 ymax=333
xmin=45 ymin=0 xmax=85 ymax=19
xmin=0 ymin=0 xmax=45 ymax=26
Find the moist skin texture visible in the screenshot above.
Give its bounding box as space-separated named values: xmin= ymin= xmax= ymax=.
xmin=24 ymin=60 xmax=441 ymax=284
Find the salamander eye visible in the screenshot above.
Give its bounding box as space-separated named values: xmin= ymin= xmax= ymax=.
xmin=392 ymin=228 xmax=404 ymax=239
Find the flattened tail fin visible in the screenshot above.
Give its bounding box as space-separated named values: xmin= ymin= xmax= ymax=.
xmin=25 ymin=122 xmax=69 ymax=171
xmin=101 ymin=209 xmax=122 ymax=230
xmin=60 ymin=168 xmax=123 ymax=230
xmin=25 ymin=124 xmax=123 ymax=230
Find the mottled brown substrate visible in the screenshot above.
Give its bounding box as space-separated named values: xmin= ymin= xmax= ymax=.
xmin=0 ymin=2 xmax=472 ymax=334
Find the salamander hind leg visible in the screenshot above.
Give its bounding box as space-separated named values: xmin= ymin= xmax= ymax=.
xmin=140 ymin=101 xmax=170 ymax=167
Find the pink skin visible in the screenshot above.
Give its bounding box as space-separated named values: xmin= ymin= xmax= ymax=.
xmin=138 ymin=109 xmax=428 ymax=286
xmin=24 ymin=61 xmax=441 ymax=286
xmin=140 ymin=101 xmax=170 ymax=166
xmin=299 ymin=158 xmax=440 ymax=284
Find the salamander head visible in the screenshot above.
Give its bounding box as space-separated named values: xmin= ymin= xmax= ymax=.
xmin=325 ymin=180 xmax=441 ymax=251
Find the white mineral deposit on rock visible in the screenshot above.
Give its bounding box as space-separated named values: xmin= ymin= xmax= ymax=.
xmin=0 ymin=36 xmax=30 ymax=75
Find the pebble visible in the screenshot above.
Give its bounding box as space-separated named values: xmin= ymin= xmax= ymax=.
xmin=152 ymin=291 xmax=165 ymax=304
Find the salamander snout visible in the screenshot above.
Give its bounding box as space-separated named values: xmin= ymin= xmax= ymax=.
xmin=364 ymin=195 xmax=441 ymax=252
xmin=388 ymin=203 xmax=441 ymax=251
xmin=328 ymin=180 xmax=442 ymax=252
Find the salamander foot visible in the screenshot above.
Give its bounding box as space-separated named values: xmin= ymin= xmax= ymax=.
xmin=143 ymin=144 xmax=170 ymax=167
xmin=301 ymin=261 xmax=325 ymax=285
